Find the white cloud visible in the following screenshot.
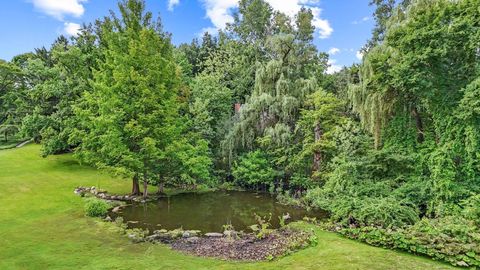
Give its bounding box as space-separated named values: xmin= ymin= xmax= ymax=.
xmin=352 ymin=16 xmax=370 ymax=25
xmin=199 ymin=0 xmax=333 ymax=39
xmin=356 ymin=50 xmax=364 ymax=61
xmin=327 ymin=59 xmax=342 ymax=74
xmin=200 ymin=0 xmax=238 ymax=29
xmin=328 ymin=47 xmax=340 ymax=55
xmin=168 ymin=0 xmax=180 ymax=11
xmin=31 ymin=0 xmax=87 ymax=20
xmin=198 ymin=27 xmax=218 ymax=38
xmin=309 ymin=7 xmax=332 ymax=39
xmin=64 ymin=22 xmax=81 ymax=36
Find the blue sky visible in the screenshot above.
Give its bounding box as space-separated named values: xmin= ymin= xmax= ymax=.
xmin=0 ymin=0 xmax=375 ymax=71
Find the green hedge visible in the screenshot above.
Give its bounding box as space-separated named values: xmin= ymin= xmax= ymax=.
xmin=339 ymin=216 xmax=480 ymax=267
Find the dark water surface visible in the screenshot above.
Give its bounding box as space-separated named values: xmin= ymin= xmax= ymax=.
xmin=114 ymin=191 xmax=326 ymax=233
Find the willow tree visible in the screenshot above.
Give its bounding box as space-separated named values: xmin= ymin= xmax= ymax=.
xmin=349 ymin=0 xmax=480 ymax=212
xmin=224 ymin=6 xmax=326 ymax=189
xmin=348 ymin=45 xmax=398 ymax=150
xmin=74 ymin=0 xmax=180 ymax=197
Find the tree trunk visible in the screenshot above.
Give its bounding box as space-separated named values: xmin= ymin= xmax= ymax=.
xmin=374 ymin=117 xmax=382 ymax=150
xmin=4 ymin=131 xmax=7 ymax=142
xmin=412 ymin=107 xmax=424 ymax=144
xmin=157 ymin=175 xmax=164 ymax=194
xmin=131 ymin=174 xmax=140 ymax=196
xmin=313 ymin=123 xmax=323 ymax=172
xmin=157 ymin=182 xmax=164 ymax=194
xmin=143 ymin=173 xmax=148 ymax=199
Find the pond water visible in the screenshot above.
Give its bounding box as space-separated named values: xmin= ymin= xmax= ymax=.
xmin=113 ymin=191 xmax=326 ymax=233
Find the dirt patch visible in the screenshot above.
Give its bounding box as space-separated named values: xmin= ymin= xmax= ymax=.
xmin=171 ymin=229 xmax=315 ymax=261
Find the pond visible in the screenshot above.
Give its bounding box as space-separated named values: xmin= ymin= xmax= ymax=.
xmin=113 ymin=190 xmax=326 ymax=233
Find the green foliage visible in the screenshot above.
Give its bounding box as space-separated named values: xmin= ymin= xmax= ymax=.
xmin=291 ymin=90 xmax=346 ymax=184
xmin=276 ymin=191 xmax=303 ymax=208
xmin=232 ymin=150 xmax=278 ymax=189
xmin=461 ymin=195 xmax=480 ymax=225
xmin=0 ymin=60 xmax=23 ymax=143
xmin=278 ymin=213 xmax=288 ymax=227
xmin=340 ymin=215 xmax=480 ymax=267
xmin=1 ymin=0 xmax=479 ymax=266
xmin=73 ymin=0 xmax=184 ymax=196
xmin=168 ymin=136 xmax=214 ymax=186
xmin=84 ymin=198 xmax=111 ymax=217
xmin=249 ymin=213 xmax=273 ymax=239
xmin=342 ymin=0 xmax=480 ymax=228
xmin=189 ymin=74 xmax=232 ymax=169
xmin=304 ymin=146 xmax=421 ymax=228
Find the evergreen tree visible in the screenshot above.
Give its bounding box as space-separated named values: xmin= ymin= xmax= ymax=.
xmin=74 ymin=0 xmax=180 ymax=197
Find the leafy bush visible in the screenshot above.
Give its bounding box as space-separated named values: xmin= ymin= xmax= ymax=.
xmin=305 ymin=187 xmax=418 ymax=228
xmin=232 ymin=150 xmax=278 ymax=190
xmin=462 ymin=194 xmax=480 ymax=225
xmin=276 ymin=191 xmax=303 ymax=208
xmin=349 ymin=197 xmax=419 ymax=228
xmin=249 ymin=213 xmax=273 ymax=239
xmin=84 ymin=198 xmax=111 ymax=217
xmin=340 ymin=215 xmax=480 ymax=267
xmin=304 ymin=148 xmax=421 ymax=228
xmin=125 ymin=228 xmax=149 ymax=243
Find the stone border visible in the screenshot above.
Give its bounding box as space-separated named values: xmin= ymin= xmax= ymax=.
xmin=75 ymin=187 xmax=317 ymax=261
xmin=74 ymin=186 xmax=159 ymax=203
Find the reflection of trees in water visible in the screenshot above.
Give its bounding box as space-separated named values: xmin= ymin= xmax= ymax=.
xmin=119 ymin=191 xmax=325 ymax=233
xmin=229 ymin=192 xmax=279 ymax=230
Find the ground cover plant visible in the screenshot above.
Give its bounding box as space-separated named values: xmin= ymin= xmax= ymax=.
xmin=0 ymin=0 xmax=479 ymax=268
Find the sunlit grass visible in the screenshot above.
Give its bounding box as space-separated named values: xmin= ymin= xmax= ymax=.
xmin=0 ymin=145 xmax=456 ymax=269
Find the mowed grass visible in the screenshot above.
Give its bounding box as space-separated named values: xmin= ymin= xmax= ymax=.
xmin=0 ymin=145 xmax=457 ymax=270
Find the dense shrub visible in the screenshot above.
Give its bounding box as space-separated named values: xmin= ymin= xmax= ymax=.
xmin=305 ymin=190 xmax=418 ymax=228
xmin=304 ymin=151 xmax=420 ymax=228
xmin=462 ymin=194 xmax=480 ymax=225
xmin=232 ymin=150 xmax=279 ymax=190
xmin=340 ymin=216 xmax=480 ymax=267
xmin=84 ymin=198 xmax=111 ymax=217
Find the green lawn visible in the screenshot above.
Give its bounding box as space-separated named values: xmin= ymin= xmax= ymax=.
xmin=0 ymin=145 xmax=457 ymax=270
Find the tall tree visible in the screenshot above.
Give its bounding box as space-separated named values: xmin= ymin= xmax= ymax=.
xmin=0 ymin=60 xmax=23 ymax=141
xmin=74 ymin=0 xmax=180 ymax=197
xmin=349 ymin=0 xmax=480 ymax=212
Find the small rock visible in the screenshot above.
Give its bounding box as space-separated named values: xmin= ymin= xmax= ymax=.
xmin=223 ymin=230 xmax=238 ymax=238
xmin=182 ymin=231 xmax=191 ymax=238
xmin=205 ymin=232 xmax=223 ymax=238
xmin=186 ymin=237 xmax=200 ymax=243
xmin=154 ymin=229 xmax=168 ymax=234
xmin=186 ymin=230 xmax=201 ymax=236
xmin=127 ymin=233 xmax=143 ymax=243
xmin=112 ymin=206 xmax=121 ymax=213
xmin=104 ymin=216 xmax=112 ymax=222
xmin=146 ymin=234 xmax=160 ymax=242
